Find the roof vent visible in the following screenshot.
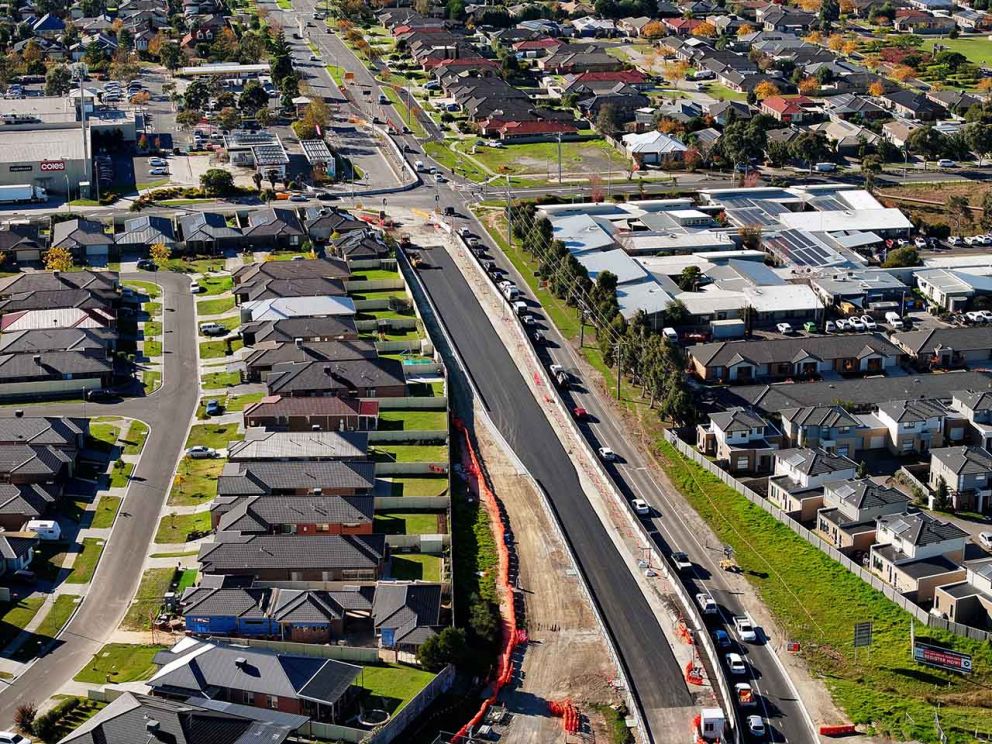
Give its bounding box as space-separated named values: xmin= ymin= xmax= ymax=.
xmin=295 ymin=338 xmax=304 ymax=348
xmin=235 ymin=656 xmax=248 ymax=667
xmin=14 ymin=409 xmax=22 ymax=418
xmin=146 ymin=720 xmax=160 ymax=732
xmin=32 ymin=354 xmax=41 ymax=365
xmin=324 ymin=365 xmax=332 ymax=375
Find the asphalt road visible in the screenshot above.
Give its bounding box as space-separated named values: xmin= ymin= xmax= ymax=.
xmin=0 ymin=271 xmax=199 ymax=723
xmin=413 ymin=243 xmax=693 ymax=741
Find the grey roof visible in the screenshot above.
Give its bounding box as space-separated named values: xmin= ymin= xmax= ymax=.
xmin=0 ymin=444 xmax=72 ymax=479
xmin=269 ymin=586 xmax=374 ymax=623
xmin=372 ymin=581 xmax=442 ymax=646
xmin=240 ymin=317 xmax=359 ymax=345
xmin=57 ymin=691 xmax=294 ymax=744
xmin=723 ymin=370 xmax=992 ymax=414
xmin=50 ymin=218 xmax=110 ymax=248
xmin=0 ymin=482 xmax=58 ymax=519
xmin=217 ymin=460 xmax=375 ymax=496
xmin=180 ymin=586 xmax=270 ymax=620
xmin=149 ymin=639 xmax=361 ymax=707
xmin=823 ymin=478 xmax=907 ymax=511
xmin=931 ymin=446 xmax=992 ymax=476
xmin=332 ymin=230 xmax=392 ymax=260
xmin=690 ymin=333 xmax=902 ymax=368
xmin=877 ymin=398 xmax=949 ymax=424
xmin=780 ymin=405 xmax=860 ymax=430
xmin=214 ymin=494 xmax=374 ymax=533
xmin=178 ymin=211 xmax=242 ymax=242
xmin=303 ymin=208 xmax=367 ymax=234
xmin=709 ymin=407 xmax=768 ymax=433
xmin=954 ymin=389 xmax=992 ymax=413
xmin=243 ymin=395 xmax=366 ymax=421
xmin=116 ymin=215 xmax=177 ymax=245
xmin=0 ymin=270 xmax=118 ymax=299
xmin=0 ymin=416 xmax=85 ymax=448
xmin=197 ymin=533 xmax=385 ymax=573
xmin=266 ymin=358 xmax=406 ymax=396
xmin=0 ymin=328 xmax=114 ymax=355
xmin=227 ymin=429 xmax=368 ymax=462
xmin=886 ymin=551 xmax=963 ymax=580
xmin=233 ymin=257 xmax=350 ymax=286
xmin=234 ymin=277 xmax=347 ymax=303
xmin=877 ymin=511 xmax=968 ymax=546
xmin=0 ymin=350 xmax=113 ymax=382
xmin=243 ymin=208 xmax=305 ymax=238
xmin=776 ymin=447 xmax=856 ymax=476
xmin=0 ymin=533 xmax=37 ymax=561
xmin=893 ymin=327 xmax=992 ymax=355
xmin=244 ymin=340 xmax=376 ymax=372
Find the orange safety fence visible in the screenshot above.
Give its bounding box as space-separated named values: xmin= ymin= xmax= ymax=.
xmin=451 ymin=418 xmax=523 ymax=742
xmin=547 ymin=699 xmax=580 ymax=733
xmin=684 ymin=661 xmax=704 ymax=686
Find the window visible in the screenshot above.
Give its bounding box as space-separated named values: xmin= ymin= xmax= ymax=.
xmin=268 ymin=696 xmax=279 ymax=710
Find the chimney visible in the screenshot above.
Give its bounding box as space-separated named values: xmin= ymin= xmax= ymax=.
xmin=295 ymin=338 xmax=304 ymax=348
xmin=32 ymin=354 xmax=41 ymax=365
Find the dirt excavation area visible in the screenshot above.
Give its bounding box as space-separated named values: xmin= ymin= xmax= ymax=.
xmin=475 ymin=420 xmax=627 ymax=743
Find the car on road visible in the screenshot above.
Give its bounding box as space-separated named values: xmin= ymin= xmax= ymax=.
xmin=200 ymin=322 xmax=226 ymax=336
xmin=289 ymin=193 xmax=308 ymax=202
xmin=186 ymin=446 xmax=219 ymax=459
xmin=434 ymin=173 xmax=444 ymax=183
xmin=597 ymin=447 xmax=617 ymax=462
xmin=205 ymin=399 xmax=224 ymax=416
xmin=712 ymin=629 xmax=731 ymax=649
xmin=190 ymin=281 xmax=204 ymax=293
xmin=458 ymin=227 xmax=472 ymax=238
xmin=572 ymin=407 xmax=588 ymax=420
xmin=631 ymin=499 xmax=650 ymax=516
xmin=85 ymin=388 xmax=117 ymax=402
xmin=136 ymin=258 xmax=156 ymax=270
xmin=734 ymin=614 xmax=757 ymax=642
xmin=0 ymin=731 xmax=32 ymax=744
xmin=980 ymin=531 xmax=992 ymax=550
xmin=775 ymin=322 xmax=793 ymax=335
xmin=747 ymin=715 xmax=766 ymax=738
xmin=378 ymin=93 xmax=389 ymax=104
xmin=309 ymin=54 xmax=321 ymax=62
xmin=938 ymin=159 xmax=957 ymax=168
xmin=149 ymin=167 xmax=169 ymax=176
xmin=670 ymin=551 xmax=692 ymax=571
xmin=148 ymin=157 xmax=168 ymax=167
xmin=948 ymin=235 xmax=962 ymax=246
xmin=696 ymin=592 xmax=718 ymax=615
xmin=725 ymin=652 xmax=747 ymax=675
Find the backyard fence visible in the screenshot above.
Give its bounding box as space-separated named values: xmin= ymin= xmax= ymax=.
xmin=356 ymin=318 xmax=419 ymax=333
xmin=664 ymin=430 xmax=992 ymax=643
xmin=374 ymin=496 xmax=450 ymax=510
xmin=346 ymin=279 xmax=406 ymax=292
xmin=368 ymin=429 xmax=448 ymax=444
xmin=374 ymin=462 xmax=449 ymax=476
xmin=386 ymin=534 xmax=450 ymax=552
xmin=206 ymin=636 xmax=381 ymax=663
xmin=378 ymin=396 xmax=448 ymax=411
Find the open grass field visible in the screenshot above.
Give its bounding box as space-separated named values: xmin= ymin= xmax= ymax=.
xmin=65 ymin=538 xmax=105 ymax=584
xmin=423 ymin=141 xmax=490 ymax=183
xmin=155 ymin=511 xmax=211 ymax=544
xmin=74 ymin=643 xmax=167 ymax=683
xmin=122 ymin=568 xmax=175 ymax=630
xmin=390 ymin=554 xmax=441 ymax=582
xmin=921 ymin=36 xmax=992 ymax=66
xmin=357 ymin=664 xmax=436 ymax=714
xmin=658 ymin=439 xmax=992 ymax=743
xmin=454 ymin=138 xmax=619 ymax=178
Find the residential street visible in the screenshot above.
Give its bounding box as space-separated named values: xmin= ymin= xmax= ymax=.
xmin=0 ymin=271 xmax=199 ymax=722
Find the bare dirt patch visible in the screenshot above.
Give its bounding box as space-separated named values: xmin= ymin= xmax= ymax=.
xmin=475 ymin=419 xmax=625 ymax=744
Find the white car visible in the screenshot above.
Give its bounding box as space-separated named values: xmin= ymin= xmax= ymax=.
xmin=964 ymin=235 xmax=978 ymax=246
xmin=0 ymin=732 xmax=32 ymax=744
xmin=847 ymin=317 xmax=865 ymax=332
xmin=149 ymin=167 xmax=169 ymax=176
xmin=696 ymin=592 xmax=718 ymax=615
xmin=200 ymin=322 xmax=226 ymax=336
xmin=747 ymin=715 xmax=766 ymax=737
xmin=434 ymin=173 xmax=444 ymax=183
xmin=835 ymin=318 xmax=849 ymax=332
xmin=776 ymin=322 xmax=793 ymax=335
xmin=186 ymin=446 xmax=218 ymax=459
xmin=190 ymin=282 xmax=204 ymax=293
xmin=948 ymin=236 xmax=962 ymax=246
xmin=598 ymin=447 xmax=617 ymax=462
xmin=148 ymin=157 xmax=168 ymax=166
xmin=725 ymin=652 xmax=747 ymax=675
xmin=981 ymin=311 xmax=992 ymax=323
xmin=938 ymin=159 xmax=957 ymax=168
xmin=979 ymin=531 xmax=992 ymax=550
xmin=860 ymin=315 xmax=877 ymax=330
xmin=734 ymin=614 xmax=757 ymax=642
xmin=631 ymin=498 xmax=650 ymax=516
xmin=966 ymin=311 xmax=987 ymax=324
xmin=670 ymin=551 xmax=693 ymax=571
xmin=824 ymin=320 xmax=837 ymax=333
xmin=914 ymin=237 xmax=928 ymax=249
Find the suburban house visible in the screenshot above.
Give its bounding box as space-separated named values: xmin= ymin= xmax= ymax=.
xmin=621 ymin=130 xmax=688 ymax=167
xmin=177 ymin=212 xmax=242 ymax=254
xmin=197 ymin=533 xmax=386 ymax=582
xmin=687 ymin=334 xmax=903 ymax=383
xmin=779 ymin=405 xmax=867 ymax=457
xmin=816 ymin=479 xmax=909 ymax=555
xmin=951 ymin=390 xmax=992 ymax=451
xmin=211 ymin=494 xmax=374 ymax=535
xmin=114 ymin=215 xmax=178 ymax=251
xmin=240 ymin=208 xmax=306 ymax=250
xmin=892 ymin=327 xmax=992 ymax=369
xmin=696 ymin=407 xmax=781 ymax=473
xmin=239 ymin=317 xmax=359 ymax=346
xmin=57 ymin=692 xmax=296 ymax=744
xmin=881 ymin=90 xmax=946 ymax=121
xmin=148 ymin=637 xmax=361 ymax=723
xmin=0 ymin=224 xmax=45 ymax=264
xmin=761 ymin=95 xmax=816 ymax=124
xmin=265 ymin=358 xmax=407 ymax=399
xmin=302 ymin=208 xmax=368 ymax=243
xmin=929 ymin=446 xmax=992 ymax=513
xmin=232 ymin=277 xmax=347 ymax=305
xmin=0 ymin=483 xmax=59 ymax=531
xmin=933 ymin=557 xmax=992 ymax=628
xmin=226 ymin=429 xmax=369 ymax=462
xmin=0 ymin=532 xmax=38 ymax=577
xmin=243 ymin=395 xmax=379 ymax=432
xmin=242 ymin=340 xmax=377 ymax=383
xmin=233 ymin=258 xmax=350 ymax=290
xmin=915 ymin=268 xmax=992 ymax=312
xmin=216 ymin=461 xmax=376 ymax=499
xmin=50 ymin=218 xmax=115 ymax=263
xmin=872 ymin=399 xmax=962 ymax=455
xmin=767 ymin=447 xmax=858 ymax=521
xmin=0 ymin=415 xmax=87 ymax=454
xmin=869 ymin=512 xmax=968 ymax=601
xmin=372 ymin=582 xmax=443 ymax=652
xmin=0 ymin=346 xmax=116 ymax=400
xmin=331 ymin=230 xmax=393 ymax=262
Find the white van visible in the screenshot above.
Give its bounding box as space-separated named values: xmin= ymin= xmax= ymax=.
xmin=512 ymin=300 xmax=528 ymax=316
xmin=885 ymin=311 xmax=904 ymax=330
xmin=26 ymin=519 xmax=61 ymax=541
xmin=503 ymin=285 xmax=520 ymax=300
xmin=814 ymin=162 xmax=837 ymax=172
xmin=662 ymin=327 xmax=679 ymax=343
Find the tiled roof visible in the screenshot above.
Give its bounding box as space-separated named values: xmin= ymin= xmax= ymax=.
xmin=691 ymin=333 xmax=902 ymax=368
xmin=776 ymin=447 xmax=856 ymax=476
xmin=931 ymin=445 xmax=992 ymax=476
xmin=214 ymin=494 xmax=374 ymax=533
xmin=878 ymin=511 xmax=968 ymax=546
xmin=216 ymin=460 xmax=376 ymax=496
xmin=197 ymin=534 xmax=385 ymax=572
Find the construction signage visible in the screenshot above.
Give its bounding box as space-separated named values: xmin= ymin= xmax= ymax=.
xmin=913 ymin=641 xmax=972 ymax=674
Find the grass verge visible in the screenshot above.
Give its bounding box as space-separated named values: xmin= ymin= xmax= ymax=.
xmin=12 ymin=595 xmax=79 ymax=661
xmin=169 ymin=457 xmax=225 ymax=506
xmin=91 ymin=495 xmax=121 ymax=529
xmin=65 ymin=538 xmax=105 ymax=584
xmin=122 ymin=567 xmax=176 ymax=630
xmin=196 ymin=296 xmax=235 ymax=315
xmin=186 ymin=423 xmax=240 ymax=450
xmin=155 ymin=511 xmax=211 ymax=544
xmin=122 ymin=420 xmax=149 ymax=456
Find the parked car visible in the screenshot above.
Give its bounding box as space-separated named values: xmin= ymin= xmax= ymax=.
xmin=914 ymin=237 xmax=928 ymax=249
xmin=85 ymin=388 xmax=117 ymax=402
xmin=938 ymin=159 xmax=957 ymax=168
xmin=803 ymin=321 xmax=817 ymax=333
xmin=289 ymin=193 xmax=308 ymax=202
xmin=186 ymin=446 xmax=219 ymax=459
xmin=725 ymin=652 xmax=747 ymax=675
xmin=434 ymin=173 xmax=444 ymax=183
xmin=696 ymin=592 xmax=718 ymax=615
xmin=200 ymin=322 xmax=226 ymax=336
xmin=205 ymin=399 xmax=224 ymax=416
xmin=597 ymin=447 xmax=617 ymax=462
xmin=848 ymin=317 xmax=866 ymax=332
xmin=966 ymin=311 xmax=987 ymax=324
xmin=979 ymin=532 xmax=992 ymax=551
xmin=136 ymin=258 xmax=156 ymax=270
xmin=149 ymin=167 xmax=169 ymax=176
xmin=824 ymin=320 xmax=837 ymax=333
xmin=631 ymin=499 xmax=650 ymax=516
xmin=948 ymin=235 xmax=963 ymax=246
xmin=148 ymin=157 xmax=168 ymax=167
xmin=670 ymin=551 xmax=692 ymax=571
xmin=860 ymin=315 xmax=877 ymax=330
xmin=776 ymin=322 xmax=793 ymax=335
xmin=0 ymin=731 xmax=32 ymax=744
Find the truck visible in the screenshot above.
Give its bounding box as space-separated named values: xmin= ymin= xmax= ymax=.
xmin=735 ymin=682 xmax=755 ymax=707
xmin=0 ymin=184 xmax=47 ymax=204
xmin=710 ymin=318 xmax=745 ymax=339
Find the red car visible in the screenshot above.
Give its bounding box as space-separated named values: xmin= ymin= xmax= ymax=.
xmin=572 ymin=407 xmax=588 ymax=420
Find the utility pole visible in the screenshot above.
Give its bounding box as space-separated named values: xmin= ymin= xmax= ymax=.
xmin=607 ymin=146 xmax=613 ymax=199
xmin=557 ymin=133 xmax=563 ymax=185
xmin=615 ymin=342 xmax=622 ymax=400
xmin=505 ymin=175 xmax=512 ymax=248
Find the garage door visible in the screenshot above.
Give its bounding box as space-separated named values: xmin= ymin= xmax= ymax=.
xmin=869 ymin=436 xmax=885 ymax=449
xmin=87 ymin=245 xmax=109 ymax=258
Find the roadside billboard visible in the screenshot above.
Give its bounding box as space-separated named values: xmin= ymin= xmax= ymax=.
xmin=913 ymin=641 xmax=972 ymax=674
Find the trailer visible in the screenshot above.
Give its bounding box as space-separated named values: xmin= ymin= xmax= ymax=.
xmin=0 ymin=184 xmax=47 ymax=204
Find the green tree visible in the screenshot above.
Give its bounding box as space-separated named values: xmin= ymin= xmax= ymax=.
xmin=856 ymin=460 xmax=868 ymax=478
xmin=44 ymin=64 xmax=72 ymax=96
xmin=982 ymin=190 xmax=992 ymax=231
xmin=239 ymin=80 xmax=268 ymax=117
xmin=964 ymin=122 xmax=992 ymax=166
xmin=906 ymin=125 xmax=944 ymax=168
xmin=199 ymin=168 xmax=235 ymax=196
xmin=468 ymin=595 xmax=498 ymax=643
xmin=596 ymin=103 xmax=622 ymax=136
xmin=882 ymin=245 xmax=920 ymax=268
xmin=676 ymin=265 xmax=703 ymax=291
xmin=861 ymin=154 xmax=882 ymax=192
xmin=788 ymin=130 xmax=831 ymax=170
xmin=416 ymin=627 xmax=467 ymax=671
xmin=160 ymin=41 xmax=182 ymax=70
xmin=946 ymin=194 xmax=971 ymax=234
xmin=934 ymin=475 xmax=950 ymax=511
xmin=717 ymin=118 xmax=767 ymax=167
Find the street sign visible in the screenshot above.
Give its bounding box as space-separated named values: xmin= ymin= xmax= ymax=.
xmin=853 ymin=622 xmax=872 ymax=648
xmin=913 ymin=641 xmax=972 ymax=674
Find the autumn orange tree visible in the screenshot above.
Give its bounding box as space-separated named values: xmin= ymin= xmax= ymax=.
xmin=692 ymin=21 xmax=717 ymax=37
xmin=44 ymin=246 xmax=74 ymax=272
xmin=642 ymin=20 xmax=666 ymax=39
xmin=892 ymin=64 xmax=916 ymax=82
xmin=799 ymin=77 xmax=819 ymax=95
xmin=737 ymin=23 xmax=754 ymax=36
xmin=868 ymin=80 xmax=885 ymax=96
xmin=753 ymin=80 xmax=780 ymax=100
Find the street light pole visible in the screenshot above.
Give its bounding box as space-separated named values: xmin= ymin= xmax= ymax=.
xmin=557 ymin=133 xmax=562 ymax=185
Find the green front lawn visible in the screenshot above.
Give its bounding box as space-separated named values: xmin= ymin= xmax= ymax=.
xmin=169 ymin=457 xmax=225 ymax=506
xmin=65 ymin=538 xmax=105 ymax=584
xmin=0 ymin=597 xmax=44 ymax=647
xmin=74 ymin=643 xmax=167 ymax=683
xmin=199 ymin=315 xmax=241 ymax=334
xmin=164 ymin=257 xmax=227 ymax=274
xmin=122 ymin=568 xmax=176 ymax=630
xmin=704 ymin=82 xmax=748 ymax=102
xmin=185 ymin=423 xmax=240 ymax=450
xmin=143 ymin=369 xmax=161 ymax=393
xmin=109 ymin=460 xmax=134 ymax=488
xmin=143 ymin=339 xmax=162 ymax=357
xmin=12 ymin=595 xmax=79 ymax=661
xmin=124 ymin=280 xmax=161 ymax=299
xmin=144 ymin=320 xmax=162 ymax=338
xmin=199 ymin=338 xmax=245 ymax=359
xmin=122 ymin=420 xmax=149 ymax=456
xmin=387 ymin=476 xmax=448 ymax=497
xmin=374 ymin=511 xmax=443 ymax=535
xmin=658 ymin=439 xmax=992 ymax=743
xmin=372 ymin=444 xmax=448 ymax=463
xmin=197 ymin=297 xmax=236 ymax=315
xmin=201 ymin=370 xmax=242 ymax=389
xmin=91 ymin=496 xmax=121 ymax=529
xmin=176 ymin=569 xmax=198 ymax=592
xmin=87 ymin=422 xmax=120 ymax=453
xmin=378 ymin=410 xmax=447 ymax=431
xmin=390 ymin=554 xmax=441 ymax=582
xmin=357 ymin=664 xmax=436 ymax=714
xmin=198 ymin=274 xmax=233 ymax=295
xmin=155 ymin=511 xmax=211 ymax=544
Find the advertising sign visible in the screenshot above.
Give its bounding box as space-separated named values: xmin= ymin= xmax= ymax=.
xmin=913 ymin=641 xmax=972 ymax=674
xmin=853 ymin=622 xmax=873 ymax=648
xmin=40 ymin=160 xmax=65 ymax=172
xmin=9 ymin=165 xmax=32 ymax=172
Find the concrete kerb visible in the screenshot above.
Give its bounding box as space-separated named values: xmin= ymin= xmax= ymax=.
xmin=449 ymin=222 xmax=740 ymax=741
xmin=396 ymin=246 xmax=648 ymax=743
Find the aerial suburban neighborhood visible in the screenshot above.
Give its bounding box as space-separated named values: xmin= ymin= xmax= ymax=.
xmin=2 ymin=0 xmax=992 ymax=740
